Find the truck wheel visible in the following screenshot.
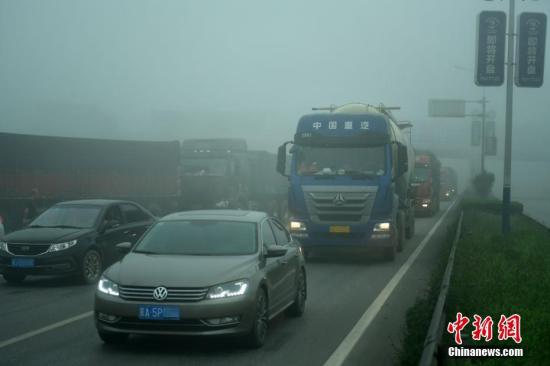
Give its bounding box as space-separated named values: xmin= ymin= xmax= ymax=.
xmin=405 ymin=214 xmax=415 ymax=239
xmin=98 ymin=331 xmax=128 ymax=345
xmin=3 ymin=272 xmax=27 ymax=284
xmin=396 ymin=212 xmax=405 ymax=252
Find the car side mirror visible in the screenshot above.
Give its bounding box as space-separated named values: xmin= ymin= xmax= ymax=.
xmin=101 ymin=219 xmax=121 ymax=234
xmin=277 ymin=142 xmax=292 ymax=177
xmin=265 ymin=245 xmax=287 ymax=258
xmin=116 ymin=242 xmax=132 ymax=254
xmin=396 ymin=144 xmax=408 ymax=177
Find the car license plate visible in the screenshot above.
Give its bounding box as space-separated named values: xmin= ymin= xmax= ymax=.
xmin=11 ymin=258 xmax=35 ymax=268
xmin=330 ymin=225 xmax=350 ymax=233
xmin=138 ymin=305 xmax=180 ymax=320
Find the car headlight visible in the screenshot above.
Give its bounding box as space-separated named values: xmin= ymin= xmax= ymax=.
xmin=0 ymin=241 xmax=8 ymax=252
xmin=290 ymin=220 xmax=307 ymax=232
xmin=207 ymin=280 xmax=249 ymax=299
xmin=373 ymin=222 xmax=391 ymax=232
xmin=47 ymin=240 xmax=77 ymax=253
xmin=98 ymin=276 xmax=119 ymax=297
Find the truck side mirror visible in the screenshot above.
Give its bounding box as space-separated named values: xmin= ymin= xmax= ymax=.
xmin=397 ymin=144 xmax=408 ymax=177
xmin=277 ymin=142 xmax=292 ymax=177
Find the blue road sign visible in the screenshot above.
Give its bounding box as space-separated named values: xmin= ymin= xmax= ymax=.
xmin=475 ymin=11 xmax=507 ymax=86
xmin=516 ymin=12 xmax=547 ymax=88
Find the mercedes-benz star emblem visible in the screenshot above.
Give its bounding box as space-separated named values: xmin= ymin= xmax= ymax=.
xmin=333 ymin=193 xmax=346 ymax=205
xmin=153 ymin=286 xmax=168 ymax=301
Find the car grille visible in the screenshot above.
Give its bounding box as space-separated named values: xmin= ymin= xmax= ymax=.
xmin=303 ymin=185 xmax=378 ymax=224
xmin=118 ymin=286 xmax=208 ymax=302
xmin=7 ymin=243 xmax=50 ymax=256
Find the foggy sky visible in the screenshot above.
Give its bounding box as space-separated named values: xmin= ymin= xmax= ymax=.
xmin=1 ymin=0 xmax=549 ymax=158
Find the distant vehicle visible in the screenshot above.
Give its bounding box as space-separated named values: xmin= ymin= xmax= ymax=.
xmin=0 ymin=200 xmax=155 ymax=284
xmin=180 ymin=139 xmax=288 ymax=217
xmin=440 ymin=166 xmax=458 ymax=201
xmin=276 ymin=103 xmax=416 ymax=260
xmin=412 ymin=151 xmax=441 ymax=216
xmin=0 ymin=132 xmax=180 ymax=232
xmin=94 ymin=210 xmax=306 ymax=348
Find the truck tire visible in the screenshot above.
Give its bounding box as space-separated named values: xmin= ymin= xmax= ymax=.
xmin=396 ymin=212 xmax=405 ymax=252
xmin=3 ymin=272 xmax=26 ymax=284
xmin=405 ymin=214 xmax=415 ymax=239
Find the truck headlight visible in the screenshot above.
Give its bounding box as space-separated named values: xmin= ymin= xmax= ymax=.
xmin=207 ymin=280 xmax=249 ymax=299
xmin=290 ymin=221 xmax=307 ymax=232
xmin=98 ymin=276 xmax=119 ymax=297
xmin=47 ymin=240 xmax=77 ymax=253
xmin=373 ymin=222 xmax=391 ymax=232
xmin=0 ymin=241 xmax=8 ymax=252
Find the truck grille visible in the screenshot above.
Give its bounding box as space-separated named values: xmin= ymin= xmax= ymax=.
xmin=7 ymin=243 xmax=50 ymax=256
xmin=118 ymin=286 xmax=208 ymax=302
xmin=303 ymin=185 xmax=378 ymax=224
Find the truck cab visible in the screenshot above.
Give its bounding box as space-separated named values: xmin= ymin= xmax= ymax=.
xmin=277 ymin=103 xmax=415 ymax=260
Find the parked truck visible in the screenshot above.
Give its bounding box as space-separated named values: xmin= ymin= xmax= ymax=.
xmin=276 ymin=103 xmax=416 ymax=260
xmin=0 ymin=132 xmax=181 ymax=232
xmin=440 ymin=166 xmax=458 ymax=201
xmin=180 ymin=138 xmax=287 ymax=216
xmin=412 ymin=150 xmax=441 ymax=216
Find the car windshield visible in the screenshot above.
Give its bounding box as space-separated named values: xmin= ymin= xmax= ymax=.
xmin=413 ymin=166 xmax=431 ymax=183
xmin=295 ymin=146 xmax=386 ymax=177
xmin=181 ymin=158 xmax=228 ymax=176
xmin=30 ymin=205 xmax=101 ymax=229
xmin=134 ymin=220 xmax=257 ymax=255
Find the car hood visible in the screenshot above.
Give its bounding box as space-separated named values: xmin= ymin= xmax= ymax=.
xmin=3 ymin=227 xmax=94 ymax=243
xmin=106 ymin=252 xmax=259 ymax=288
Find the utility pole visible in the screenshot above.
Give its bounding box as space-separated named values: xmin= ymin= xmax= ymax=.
xmin=502 ymin=0 xmax=515 ymax=234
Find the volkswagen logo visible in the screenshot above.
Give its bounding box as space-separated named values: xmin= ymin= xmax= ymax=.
xmin=153 ymin=286 xmax=168 ymax=301
xmin=333 ymin=193 xmax=346 ymax=206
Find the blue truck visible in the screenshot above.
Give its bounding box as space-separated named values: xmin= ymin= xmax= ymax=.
xmin=276 ymin=103 xmax=416 ymax=260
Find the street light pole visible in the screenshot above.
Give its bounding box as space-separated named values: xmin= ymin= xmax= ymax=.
xmin=502 ymin=0 xmax=515 ymax=234
xmin=481 ymin=96 xmax=487 ymax=173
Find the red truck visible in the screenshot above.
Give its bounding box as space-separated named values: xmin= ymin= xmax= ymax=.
xmin=0 ymin=132 xmax=181 ymax=232
xmin=412 ymin=150 xmax=441 ymax=216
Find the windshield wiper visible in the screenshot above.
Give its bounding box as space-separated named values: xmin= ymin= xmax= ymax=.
xmin=27 ymin=224 xmax=47 ymax=228
xmin=133 ymin=250 xmax=160 ymax=255
xmin=48 ymin=225 xmax=85 ymax=229
xmin=343 ymin=170 xmax=379 ymax=179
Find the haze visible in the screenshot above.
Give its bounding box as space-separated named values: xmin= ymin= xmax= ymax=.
xmin=1 ymin=0 xmax=549 ymax=207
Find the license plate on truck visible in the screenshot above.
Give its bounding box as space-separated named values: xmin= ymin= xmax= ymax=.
xmin=11 ymin=258 xmax=35 ymax=268
xmin=138 ymin=305 xmax=180 ymax=320
xmin=329 ymin=225 xmax=350 ymax=233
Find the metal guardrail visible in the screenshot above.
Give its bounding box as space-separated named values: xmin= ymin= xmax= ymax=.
xmin=418 ymin=210 xmax=464 ymax=366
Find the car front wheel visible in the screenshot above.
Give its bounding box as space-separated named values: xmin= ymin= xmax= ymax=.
xmin=79 ymin=249 xmax=102 ymax=284
xmin=243 ymin=288 xmax=268 ymax=348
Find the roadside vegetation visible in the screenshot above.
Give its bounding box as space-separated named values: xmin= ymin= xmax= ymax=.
xmin=398 ymin=197 xmax=549 ymax=365
xmin=444 ymin=200 xmax=550 ymax=365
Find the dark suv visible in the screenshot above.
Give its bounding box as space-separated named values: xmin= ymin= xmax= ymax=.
xmin=0 ymin=199 xmax=155 ymax=284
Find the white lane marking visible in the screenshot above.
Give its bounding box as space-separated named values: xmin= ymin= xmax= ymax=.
xmin=323 ymin=201 xmax=458 ymax=366
xmin=0 ymin=311 xmax=93 ymax=349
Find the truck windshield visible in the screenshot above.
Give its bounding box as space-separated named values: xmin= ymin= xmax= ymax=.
xmin=295 ymin=146 xmax=386 ymax=177
xmin=182 ymin=158 xmax=228 ymax=176
xmin=413 ymin=166 xmax=431 ymax=183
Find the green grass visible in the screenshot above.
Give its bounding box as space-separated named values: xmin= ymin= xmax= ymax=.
xmin=397 ymin=219 xmax=458 ymax=365
xmin=445 ymin=210 xmax=550 ymax=365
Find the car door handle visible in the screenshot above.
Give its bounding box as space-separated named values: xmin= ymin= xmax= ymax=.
xmin=123 ymin=230 xmax=130 ymax=234
xmin=278 ymin=258 xmax=288 ymax=265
